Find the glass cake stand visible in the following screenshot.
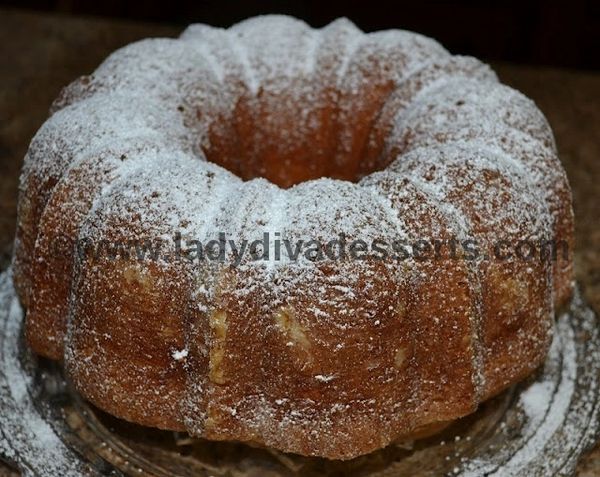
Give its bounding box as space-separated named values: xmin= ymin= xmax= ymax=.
xmin=1 ymin=268 xmax=599 ymax=477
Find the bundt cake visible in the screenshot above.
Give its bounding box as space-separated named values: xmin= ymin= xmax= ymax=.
xmin=13 ymin=15 xmax=573 ymax=460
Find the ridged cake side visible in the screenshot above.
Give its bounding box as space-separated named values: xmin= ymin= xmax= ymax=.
xmin=13 ymin=15 xmax=573 ymax=459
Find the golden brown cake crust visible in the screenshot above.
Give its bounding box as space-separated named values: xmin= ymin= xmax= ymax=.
xmin=14 ymin=16 xmax=573 ymax=459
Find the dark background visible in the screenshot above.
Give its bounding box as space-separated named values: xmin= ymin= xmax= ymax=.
xmin=2 ymin=0 xmax=598 ymax=70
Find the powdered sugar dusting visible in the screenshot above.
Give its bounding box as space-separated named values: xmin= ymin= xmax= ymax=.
xmin=11 ymin=15 xmax=575 ymax=460
xmin=519 ymin=380 xmax=555 ymax=422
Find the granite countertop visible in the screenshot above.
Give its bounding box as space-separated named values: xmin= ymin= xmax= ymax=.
xmin=0 ymin=7 xmax=598 ymax=476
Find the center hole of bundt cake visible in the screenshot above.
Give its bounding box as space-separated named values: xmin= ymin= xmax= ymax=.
xmin=195 ymin=85 xmax=395 ymax=188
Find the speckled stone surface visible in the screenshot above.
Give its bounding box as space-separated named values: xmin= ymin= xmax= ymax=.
xmin=0 ymin=7 xmax=598 ymax=476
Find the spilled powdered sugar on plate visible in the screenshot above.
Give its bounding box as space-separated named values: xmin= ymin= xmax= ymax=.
xmin=0 ymin=267 xmax=599 ymax=476
xmin=0 ymin=270 xmax=92 ymax=476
